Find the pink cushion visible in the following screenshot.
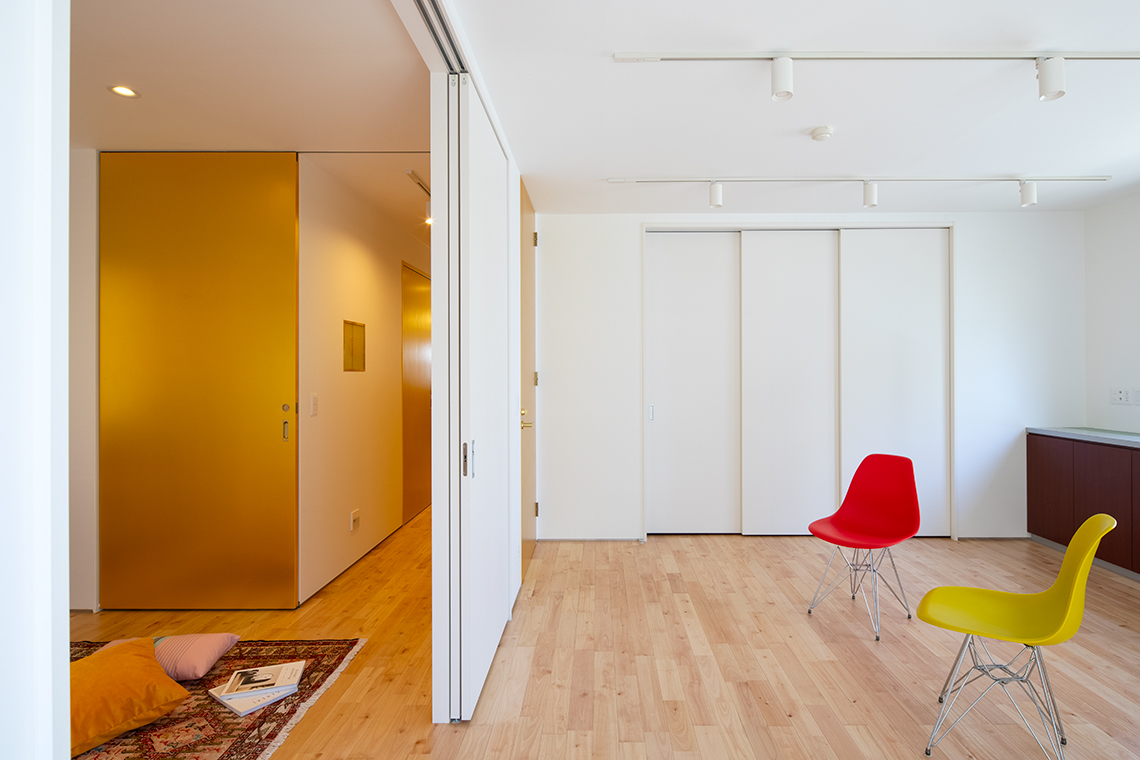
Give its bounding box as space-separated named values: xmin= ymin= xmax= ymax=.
xmin=100 ymin=633 xmax=240 ymax=681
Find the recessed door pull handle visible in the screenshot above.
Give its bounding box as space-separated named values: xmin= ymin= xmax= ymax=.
xmin=283 ymin=420 xmax=289 ymax=441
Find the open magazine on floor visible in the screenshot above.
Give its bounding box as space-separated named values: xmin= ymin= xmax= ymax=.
xmin=207 ymin=683 xmax=297 ymax=717
xmin=217 ymin=660 xmax=306 ymax=700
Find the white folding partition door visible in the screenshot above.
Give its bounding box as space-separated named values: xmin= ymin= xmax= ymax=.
xmin=741 ymin=231 xmax=839 ymax=534
xmin=644 ymin=232 xmax=742 ymax=534
xmin=839 ymin=228 xmax=951 ymax=535
xmin=458 ymin=78 xmax=512 ymax=718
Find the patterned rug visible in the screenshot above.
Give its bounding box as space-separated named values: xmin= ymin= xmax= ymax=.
xmin=70 ymin=638 xmax=366 ymax=760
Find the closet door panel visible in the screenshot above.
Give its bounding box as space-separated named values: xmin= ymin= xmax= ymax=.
xmin=839 ymin=228 xmax=950 ymax=535
xmin=741 ymin=231 xmax=839 ymax=534
xmin=644 ymin=232 xmax=741 ymax=534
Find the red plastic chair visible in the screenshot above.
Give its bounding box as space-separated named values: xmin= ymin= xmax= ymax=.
xmin=807 ymin=453 xmax=921 ymax=640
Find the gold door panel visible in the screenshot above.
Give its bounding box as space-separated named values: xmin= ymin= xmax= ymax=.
xmin=402 ymin=264 xmax=431 ymax=523
xmin=99 ymin=152 xmax=298 ymax=609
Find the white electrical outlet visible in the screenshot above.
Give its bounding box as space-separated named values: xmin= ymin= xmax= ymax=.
xmin=350 ymin=509 xmax=360 ymax=532
xmin=1110 ymin=386 xmax=1131 ymax=405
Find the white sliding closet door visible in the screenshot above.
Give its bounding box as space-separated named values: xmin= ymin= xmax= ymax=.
xmin=741 ymin=231 xmax=839 ymax=534
xmin=644 ymin=232 xmax=741 ymax=534
xmin=459 ymin=81 xmax=511 ymax=717
xmin=839 ymin=228 xmax=950 ymax=536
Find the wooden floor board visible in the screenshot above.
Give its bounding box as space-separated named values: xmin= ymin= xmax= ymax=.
xmin=70 ymin=518 xmax=1140 ymax=759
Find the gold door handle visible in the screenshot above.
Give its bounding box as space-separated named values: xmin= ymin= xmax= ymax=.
xmin=521 ymin=421 xmax=534 ymax=429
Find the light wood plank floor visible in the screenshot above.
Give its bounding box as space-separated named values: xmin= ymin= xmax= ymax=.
xmin=72 ymin=511 xmax=1140 ymax=759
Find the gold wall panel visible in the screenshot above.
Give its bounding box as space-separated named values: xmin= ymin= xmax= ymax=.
xmin=343 ymin=320 xmax=365 ymax=371
xmin=401 ymin=264 xmax=432 ymax=523
xmin=99 ymin=152 xmax=298 ymax=609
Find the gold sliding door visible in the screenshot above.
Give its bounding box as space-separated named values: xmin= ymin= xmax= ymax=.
xmin=100 ymin=152 xmax=298 ymax=609
xmin=401 ymin=264 xmax=432 ymax=523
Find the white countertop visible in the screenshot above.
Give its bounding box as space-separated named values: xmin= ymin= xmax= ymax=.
xmin=1026 ymin=427 xmax=1140 ymax=449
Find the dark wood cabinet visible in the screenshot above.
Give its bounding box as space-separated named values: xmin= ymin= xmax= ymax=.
xmin=1026 ymin=434 xmax=1074 ymax=545
xmin=1134 ymin=451 xmax=1140 ymax=575
xmin=1073 ymin=441 xmax=1132 ymax=569
xmin=1027 ymin=430 xmax=1138 ymax=574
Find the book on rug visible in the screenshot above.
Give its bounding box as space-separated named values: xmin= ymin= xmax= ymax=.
xmin=217 ymin=660 xmax=305 ymax=699
xmin=207 ymin=683 xmax=297 ymax=717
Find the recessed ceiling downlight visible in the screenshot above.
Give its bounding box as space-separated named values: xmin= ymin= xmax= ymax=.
xmin=108 ymin=85 xmax=141 ymax=98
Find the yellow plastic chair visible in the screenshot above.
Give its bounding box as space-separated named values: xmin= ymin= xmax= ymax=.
xmin=917 ymin=513 xmax=1116 ymax=759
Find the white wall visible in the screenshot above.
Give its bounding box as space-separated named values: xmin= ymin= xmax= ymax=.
xmin=535 ymin=212 xmax=1086 ymax=541
xmin=297 ymin=156 xmax=429 ymax=602
xmin=1085 ymin=190 xmax=1140 ymax=433
xmin=69 ymin=148 xmax=99 ymax=610
xmin=1 ymin=0 xmax=71 ymax=752
xmin=952 ymin=214 xmax=1086 ymax=536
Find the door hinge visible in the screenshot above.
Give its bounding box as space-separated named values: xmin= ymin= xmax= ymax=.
xmin=535 ymin=502 xmax=539 ymax=517
xmin=534 ymin=371 xmax=538 ymax=386
xmin=533 ymin=232 xmax=538 ymax=247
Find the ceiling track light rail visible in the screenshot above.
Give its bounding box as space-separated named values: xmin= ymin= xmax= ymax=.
xmin=615 ymin=51 xmax=1140 ymax=63
xmin=610 ymin=176 xmax=1111 ymax=184
xmin=617 ymin=51 xmax=1140 ymax=101
xmin=624 ymin=176 xmax=1110 ymax=210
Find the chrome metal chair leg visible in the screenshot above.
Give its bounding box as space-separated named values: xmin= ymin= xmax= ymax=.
xmin=808 ymin=545 xmax=840 ymax=614
xmin=1035 ymin=647 xmax=1067 ymax=747
xmin=926 ymin=637 xmax=1070 ymax=759
xmin=809 ymin=545 xmax=910 ymax=640
xmin=938 ymin=634 xmax=971 ymax=703
xmin=927 ymin=634 xmax=973 ymax=756
xmin=871 ymin=551 xmax=881 ymax=640
xmin=885 ymin=547 xmax=911 ymax=618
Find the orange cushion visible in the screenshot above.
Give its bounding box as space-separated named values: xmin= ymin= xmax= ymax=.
xmin=71 ymin=636 xmax=190 ymax=756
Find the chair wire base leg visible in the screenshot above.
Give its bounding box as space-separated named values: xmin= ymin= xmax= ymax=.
xmin=926 ymin=637 xmax=1068 ymax=759
xmin=807 ymin=545 xmax=840 ymax=614
xmin=808 ymin=545 xmax=911 ymax=641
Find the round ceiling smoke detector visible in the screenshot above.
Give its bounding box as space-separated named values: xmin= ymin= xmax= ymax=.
xmin=810 ymin=126 xmax=834 ymax=141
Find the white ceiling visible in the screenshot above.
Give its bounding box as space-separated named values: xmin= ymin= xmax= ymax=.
xmin=305 ymin=153 xmax=433 ymax=247
xmin=72 ymin=0 xmax=430 ymax=239
xmin=449 ymin=0 xmax=1140 ymax=213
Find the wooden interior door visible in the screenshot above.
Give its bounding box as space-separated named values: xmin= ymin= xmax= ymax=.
xmin=520 ymin=182 xmax=537 ymax=577
xmin=402 ymin=264 xmax=432 ymax=522
xmin=99 ymin=152 xmax=298 ymax=609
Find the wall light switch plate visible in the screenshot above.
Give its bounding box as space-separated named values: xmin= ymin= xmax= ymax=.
xmin=310 ymin=394 xmax=318 ymax=416
xmin=1110 ymin=386 xmax=1131 ymax=405
xmin=1134 ymin=389 xmax=1140 ymax=406
xmin=350 ymin=509 xmax=360 ymax=532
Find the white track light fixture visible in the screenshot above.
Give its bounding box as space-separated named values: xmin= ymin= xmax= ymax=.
xmin=1036 ymin=57 xmax=1066 ymax=101
xmin=709 ymin=180 xmax=724 ymax=208
xmin=1020 ymin=180 xmax=1038 ymax=207
xmin=863 ymin=181 xmax=878 ymax=208
xmin=771 ymin=57 xmax=793 ymax=101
